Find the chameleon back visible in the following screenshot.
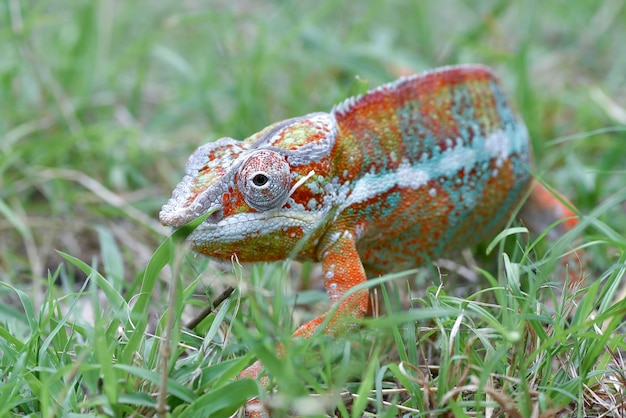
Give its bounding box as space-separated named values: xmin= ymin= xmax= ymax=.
xmin=328 ymin=65 xmax=532 ymax=276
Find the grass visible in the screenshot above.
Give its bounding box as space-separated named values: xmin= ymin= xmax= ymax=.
xmin=1 ymin=0 xmax=625 ymax=416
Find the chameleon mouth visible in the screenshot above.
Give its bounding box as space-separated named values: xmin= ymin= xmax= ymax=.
xmin=159 ymin=164 xmax=228 ymax=228
xmin=159 ymin=204 xmax=185 ymax=228
xmin=159 ymin=198 xmax=224 ymax=228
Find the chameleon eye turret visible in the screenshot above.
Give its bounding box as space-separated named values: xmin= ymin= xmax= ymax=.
xmin=237 ymin=150 xmax=292 ymax=212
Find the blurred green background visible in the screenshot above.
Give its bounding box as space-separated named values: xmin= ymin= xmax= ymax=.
xmin=1 ymin=1 xmax=625 ymax=416
xmin=1 ymin=0 xmax=624 ymax=298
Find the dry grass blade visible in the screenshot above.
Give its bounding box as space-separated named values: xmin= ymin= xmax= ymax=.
xmin=37 ymin=168 xmax=167 ymax=234
xmin=186 ymin=286 xmax=236 ymax=330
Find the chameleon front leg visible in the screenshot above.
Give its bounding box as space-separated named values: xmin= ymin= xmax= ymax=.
xmin=241 ymin=228 xmax=369 ymax=417
xmin=295 ymin=229 xmax=370 ymax=338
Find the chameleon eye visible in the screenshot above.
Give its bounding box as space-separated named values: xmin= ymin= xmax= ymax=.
xmin=251 ymin=173 xmax=269 ymax=187
xmin=237 ymin=150 xmax=291 ymax=211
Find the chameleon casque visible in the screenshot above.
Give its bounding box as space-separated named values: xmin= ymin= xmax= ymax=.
xmin=160 ymin=64 xmax=580 ymax=415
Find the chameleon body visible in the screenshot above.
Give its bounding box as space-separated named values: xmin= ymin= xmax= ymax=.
xmin=160 ymin=64 xmax=579 ymax=415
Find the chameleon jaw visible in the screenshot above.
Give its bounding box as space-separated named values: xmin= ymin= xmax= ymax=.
xmin=186 ymin=208 xmax=328 ymax=245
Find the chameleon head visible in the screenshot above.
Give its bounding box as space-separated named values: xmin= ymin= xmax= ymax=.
xmin=159 ymin=112 xmax=338 ymax=262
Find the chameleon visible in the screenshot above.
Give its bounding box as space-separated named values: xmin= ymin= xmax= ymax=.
xmin=159 ymin=64 xmax=581 ymax=416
